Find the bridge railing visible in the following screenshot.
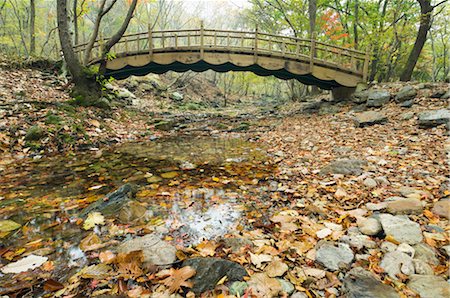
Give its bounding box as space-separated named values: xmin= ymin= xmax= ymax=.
xmin=74 ymin=27 xmax=370 ymax=80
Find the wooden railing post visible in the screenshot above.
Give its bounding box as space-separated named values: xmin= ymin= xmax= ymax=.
xmin=162 ymin=32 xmax=165 ymax=48
xmin=295 ymin=40 xmax=300 ymax=58
xmin=214 ymin=31 xmax=217 ymax=47
xmin=175 ymin=33 xmax=178 ymax=48
xmin=200 ymin=20 xmax=204 ymax=59
xmin=363 ymin=46 xmax=371 ymax=81
xmin=148 ymin=24 xmax=153 ymax=59
xmin=309 ymin=38 xmax=315 ymax=72
xmin=187 ymin=33 xmax=191 ymax=47
xmin=254 ymin=25 xmax=258 ymax=63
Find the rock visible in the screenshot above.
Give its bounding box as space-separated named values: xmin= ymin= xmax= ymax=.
xmin=441 ymin=90 xmax=450 ymax=99
xmin=407 ymin=275 xmax=450 ymax=298
xmin=170 ymin=92 xmax=184 ymax=101
xmin=441 ymin=245 xmax=450 ymax=256
xmin=342 ymin=267 xmax=400 ymax=298
xmin=277 ymin=279 xmax=294 ymax=295
xmin=399 ymin=99 xmax=414 ymax=108
xmin=395 ymin=86 xmax=417 ymax=102
xmin=321 ymin=159 xmax=367 ymax=176
xmin=430 ymin=89 xmax=447 ymax=98
xmin=380 ymin=251 xmax=415 ymax=278
xmin=352 ymin=90 xmax=370 ymax=104
xmin=396 ymin=186 xmax=433 ymax=200
xmin=401 ymin=112 xmax=415 ymax=120
xmin=182 ymin=257 xmax=248 ymax=294
xmin=316 ymin=228 xmax=333 ymax=239
xmin=222 ymin=237 xmax=253 ymax=253
xmin=118 ymin=200 xmax=152 ymax=223
xmin=80 ymin=184 xmax=135 ymax=218
xmin=354 ymin=111 xmax=388 ymax=127
xmin=291 ymin=293 xmax=308 ymax=298
xmin=363 ymin=178 xmax=377 ymax=188
xmin=397 ymin=243 xmax=415 ymax=257
xmin=154 ymin=120 xmax=175 ymax=131
xmin=381 ymin=242 xmax=398 ymax=253
xmin=25 ymin=125 xmax=44 ymax=141
xmin=117 ymin=88 xmax=136 ymax=99
xmin=358 ymin=217 xmax=382 ymax=236
xmin=413 ymin=259 xmax=434 ymax=275
xmin=418 ymin=109 xmax=450 ymax=128
xmin=431 ymin=199 xmax=450 ymax=219
xmin=379 ymin=214 xmax=423 ymax=244
xmin=302 ymin=101 xmax=322 ymax=113
xmin=117 ymin=234 xmax=176 ymax=265
xmin=366 ymin=202 xmax=388 ymax=211
xmin=386 ymin=198 xmax=423 ymax=215
xmin=229 ymin=281 xmax=248 ymax=296
xmin=366 ymin=90 xmax=390 ymax=107
xmin=413 ymin=243 xmax=439 ymax=265
xmin=315 ymin=242 xmax=354 ymax=271
xmin=340 ymin=234 xmax=377 ymax=250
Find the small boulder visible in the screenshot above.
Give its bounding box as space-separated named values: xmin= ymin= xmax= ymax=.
xmin=354 ymin=111 xmax=387 ymax=127
xmin=343 ymin=268 xmax=400 ymax=298
xmin=395 ymin=86 xmax=417 ymax=102
xmin=386 ymin=197 xmax=423 ymax=215
xmin=25 ymin=125 xmax=44 ymax=141
xmin=413 ymin=243 xmax=439 ymax=265
xmin=366 ymin=90 xmax=390 ymax=107
xmin=358 ymin=217 xmax=382 ymax=236
xmin=401 ymin=112 xmax=415 ymax=120
xmin=431 ymin=199 xmax=450 ymax=219
xmin=380 ymin=251 xmax=415 ymax=278
xmin=117 ymin=234 xmax=176 ymax=265
xmin=182 ymin=257 xmax=248 ymax=294
xmin=379 ymin=214 xmax=423 ymax=244
xmin=315 ymin=241 xmax=354 ymax=271
xmin=352 ymin=90 xmax=370 ymax=104
xmin=407 ymin=275 xmax=450 ymax=298
xmin=363 ymin=178 xmax=377 ymax=188
xmin=399 ymin=99 xmax=414 ymax=108
xmin=321 ymin=159 xmax=367 ymax=176
xmin=170 ymin=92 xmax=184 ymax=101
xmin=418 ymin=109 xmax=450 ymax=128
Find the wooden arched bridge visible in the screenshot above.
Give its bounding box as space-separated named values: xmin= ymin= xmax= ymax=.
xmin=74 ymin=26 xmax=370 ymax=90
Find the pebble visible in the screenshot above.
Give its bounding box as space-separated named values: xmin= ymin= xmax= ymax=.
xmin=381 ymin=242 xmax=398 ymax=253
xmin=432 ymin=199 xmax=450 ymax=219
xmin=358 ymin=217 xmax=382 ymax=236
xmin=363 ymin=178 xmax=377 ymax=188
xmin=413 ymin=243 xmax=439 ymax=265
xmin=315 ymin=242 xmax=354 ymax=271
xmin=366 ymin=202 xmax=388 ymax=211
xmin=413 ymin=259 xmax=434 ymax=275
xmin=397 ymin=243 xmax=415 ymax=257
xmin=316 ymin=228 xmax=333 ymax=239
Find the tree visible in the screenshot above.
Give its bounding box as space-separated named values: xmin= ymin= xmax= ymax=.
xmin=400 ymin=0 xmax=448 ymax=81
xmin=56 ymin=0 xmax=138 ymax=104
xmin=30 ymin=0 xmax=35 ymax=55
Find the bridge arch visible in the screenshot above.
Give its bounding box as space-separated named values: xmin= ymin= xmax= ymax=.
xmin=74 ymin=27 xmax=370 ymax=90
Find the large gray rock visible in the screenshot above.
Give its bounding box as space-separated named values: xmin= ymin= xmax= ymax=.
xmin=343 ymin=268 xmax=400 ymax=298
xmin=395 ymin=86 xmax=417 ymax=102
xmin=354 ymin=111 xmax=387 ymax=127
xmin=380 ymin=251 xmax=415 ymax=278
xmin=117 ymin=234 xmax=177 ymax=265
xmin=321 ymin=159 xmax=367 ymax=176
xmin=366 ymin=90 xmax=390 ymax=107
xmin=182 ymin=257 xmax=248 ymax=294
xmin=379 ymin=214 xmax=423 ymax=244
xmin=315 ymin=242 xmax=354 ymax=271
xmin=407 ymin=275 xmax=450 ymax=298
xmin=352 ymin=90 xmax=371 ymax=104
xmin=418 ymin=109 xmax=450 ymax=128
xmin=80 ymin=184 xmax=135 ymax=218
xmin=413 ymin=243 xmax=439 ymax=265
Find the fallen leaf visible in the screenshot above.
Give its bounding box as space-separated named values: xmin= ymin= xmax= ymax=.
xmin=158 ymin=266 xmax=196 ymax=293
xmin=79 ymin=263 xmax=112 ymax=279
xmin=115 ymin=251 xmax=144 ymax=279
xmin=250 ymin=253 xmax=273 ymax=269
xmin=44 ymin=279 xmax=64 ymax=292
xmin=83 ymin=212 xmax=105 ymax=230
xmin=1 ymin=254 xmax=48 ymax=274
xmin=99 ymin=251 xmax=116 ymax=264
xmin=265 ymin=258 xmax=288 ymax=277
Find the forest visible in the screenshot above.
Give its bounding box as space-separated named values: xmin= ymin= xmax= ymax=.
xmin=0 ymin=0 xmax=449 ymax=297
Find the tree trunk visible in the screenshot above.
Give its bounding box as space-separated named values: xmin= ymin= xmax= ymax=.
xmin=309 ymin=0 xmax=319 ymax=94
xmin=400 ymin=0 xmax=433 ymax=81
xmin=56 ymin=0 xmax=100 ymax=102
xmin=99 ymin=0 xmax=138 ymax=74
xmin=73 ymin=0 xmax=79 ymax=45
xmin=30 ymin=0 xmax=35 ymax=56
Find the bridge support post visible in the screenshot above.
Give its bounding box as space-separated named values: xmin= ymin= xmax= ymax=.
xmin=331 ymin=86 xmax=356 ymax=101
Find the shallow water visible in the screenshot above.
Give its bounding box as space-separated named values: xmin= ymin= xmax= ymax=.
xmin=0 ymin=136 xmax=276 ymax=249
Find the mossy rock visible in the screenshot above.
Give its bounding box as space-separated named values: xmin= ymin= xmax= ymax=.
xmin=25 ymin=125 xmax=44 ymax=141
xmin=45 ymin=113 xmax=63 ymax=125
xmin=154 ymin=121 xmax=175 ymax=131
xmin=232 ymin=122 xmax=250 ymax=132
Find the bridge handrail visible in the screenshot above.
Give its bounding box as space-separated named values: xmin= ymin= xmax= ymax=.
xmin=74 ymin=27 xmax=370 ymax=80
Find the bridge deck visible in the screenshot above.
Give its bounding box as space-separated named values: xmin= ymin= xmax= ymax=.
xmin=74 ymin=27 xmax=370 ymax=89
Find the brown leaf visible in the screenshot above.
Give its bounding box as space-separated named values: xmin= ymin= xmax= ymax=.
xmin=115 ymin=251 xmax=144 ymax=279
xmin=158 ymin=266 xmax=196 ymax=293
xmin=43 ymin=279 xmax=64 ymax=292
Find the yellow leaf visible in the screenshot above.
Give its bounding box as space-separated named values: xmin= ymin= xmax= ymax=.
xmin=83 ymin=212 xmax=105 ymax=230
